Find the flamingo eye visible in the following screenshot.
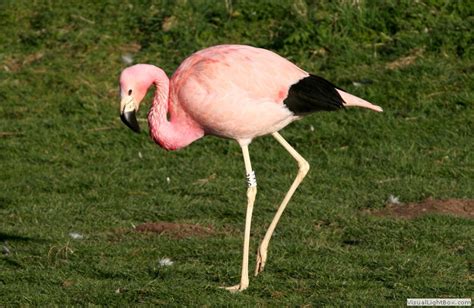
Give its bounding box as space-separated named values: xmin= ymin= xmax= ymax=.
xmin=128 ymin=89 xmax=132 ymax=95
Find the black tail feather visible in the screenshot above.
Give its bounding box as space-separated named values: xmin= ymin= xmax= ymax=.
xmin=283 ymin=74 xmax=345 ymax=115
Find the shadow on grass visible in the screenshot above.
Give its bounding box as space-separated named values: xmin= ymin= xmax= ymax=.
xmin=0 ymin=231 xmax=45 ymax=242
xmin=0 ymin=231 xmax=47 ymax=269
xmin=88 ymin=268 xmax=134 ymax=280
xmin=1 ymin=257 xmax=23 ymax=268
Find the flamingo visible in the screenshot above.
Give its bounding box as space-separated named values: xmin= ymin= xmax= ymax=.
xmin=119 ymin=44 xmax=382 ymax=292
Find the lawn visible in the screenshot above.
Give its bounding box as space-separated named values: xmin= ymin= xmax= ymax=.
xmin=0 ymin=0 xmax=472 ymax=305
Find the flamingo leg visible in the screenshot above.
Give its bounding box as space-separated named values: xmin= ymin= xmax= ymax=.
xmin=255 ymin=131 xmax=309 ymax=276
xmin=223 ymin=144 xmax=257 ymax=292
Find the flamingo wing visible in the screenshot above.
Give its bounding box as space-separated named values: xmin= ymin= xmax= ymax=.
xmin=168 ymin=45 xmax=356 ymax=140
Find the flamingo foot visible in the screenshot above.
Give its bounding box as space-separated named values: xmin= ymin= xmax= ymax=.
xmin=254 ymin=246 xmax=267 ymax=276
xmin=220 ymin=283 xmax=248 ymax=293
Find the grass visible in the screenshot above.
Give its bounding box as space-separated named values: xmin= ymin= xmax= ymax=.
xmin=0 ymin=0 xmax=473 ymax=305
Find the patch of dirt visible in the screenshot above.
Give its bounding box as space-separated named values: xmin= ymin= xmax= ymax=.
xmin=62 ymin=280 xmax=75 ymax=288
xmin=134 ymin=221 xmax=215 ymax=239
xmin=3 ymin=52 xmax=44 ymax=72
xmin=192 ymin=173 xmax=217 ymax=185
xmin=119 ymin=43 xmax=141 ymax=53
xmin=371 ymin=198 xmax=474 ymax=219
xmin=386 ymin=48 xmax=424 ymax=70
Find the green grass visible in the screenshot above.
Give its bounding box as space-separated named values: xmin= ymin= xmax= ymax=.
xmin=0 ymin=0 xmax=473 ymax=305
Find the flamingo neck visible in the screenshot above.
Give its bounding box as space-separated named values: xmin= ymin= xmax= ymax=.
xmin=147 ymin=67 xmax=204 ymax=150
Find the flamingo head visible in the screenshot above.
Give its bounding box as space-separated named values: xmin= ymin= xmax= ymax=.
xmin=119 ymin=64 xmax=154 ymax=133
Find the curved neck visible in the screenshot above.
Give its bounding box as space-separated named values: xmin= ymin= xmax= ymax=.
xmin=147 ymin=67 xmax=204 ymax=150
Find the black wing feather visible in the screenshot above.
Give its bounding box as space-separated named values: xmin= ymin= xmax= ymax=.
xmin=283 ymin=74 xmax=345 ymax=115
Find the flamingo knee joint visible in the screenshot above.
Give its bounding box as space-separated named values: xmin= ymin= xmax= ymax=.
xmin=299 ymin=160 xmax=310 ymax=176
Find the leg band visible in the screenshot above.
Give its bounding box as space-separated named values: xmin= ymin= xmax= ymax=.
xmin=246 ymin=170 xmax=257 ymax=187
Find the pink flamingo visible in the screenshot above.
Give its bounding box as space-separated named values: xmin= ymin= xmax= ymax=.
xmin=119 ymin=44 xmax=382 ymax=292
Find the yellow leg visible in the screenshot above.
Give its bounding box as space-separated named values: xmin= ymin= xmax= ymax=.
xmin=223 ymin=144 xmax=257 ymax=292
xmin=255 ymin=132 xmax=309 ymax=276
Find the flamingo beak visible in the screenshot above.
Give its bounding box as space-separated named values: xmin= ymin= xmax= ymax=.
xmin=120 ymin=97 xmax=141 ymax=133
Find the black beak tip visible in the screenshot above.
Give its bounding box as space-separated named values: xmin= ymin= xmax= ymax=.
xmin=120 ymin=111 xmax=141 ymax=133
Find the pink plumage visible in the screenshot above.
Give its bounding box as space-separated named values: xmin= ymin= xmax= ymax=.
xmin=120 ymin=45 xmax=381 ymax=149
xmin=119 ymin=44 xmax=382 ymax=292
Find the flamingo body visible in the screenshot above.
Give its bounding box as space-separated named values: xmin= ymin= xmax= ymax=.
xmin=120 ymin=45 xmax=381 ymax=150
xmin=118 ymin=44 xmax=382 ymax=292
xmin=170 ymin=45 xmax=306 ymax=144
